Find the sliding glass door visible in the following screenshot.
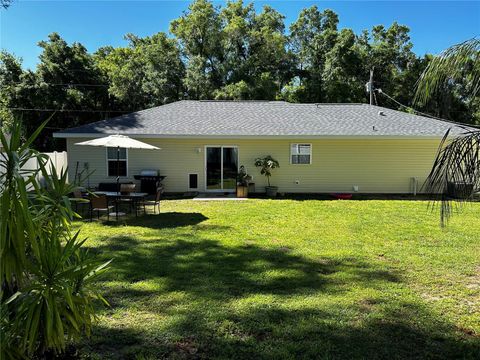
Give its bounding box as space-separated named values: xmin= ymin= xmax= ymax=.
xmin=206 ymin=146 xmax=238 ymax=192
xmin=222 ymin=147 xmax=238 ymax=190
xmin=206 ymin=147 xmax=222 ymax=190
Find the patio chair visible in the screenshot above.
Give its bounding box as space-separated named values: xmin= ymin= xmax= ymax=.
xmin=138 ymin=186 xmax=163 ymax=215
xmin=119 ymin=183 xmax=136 ymax=213
xmin=90 ymin=195 xmax=114 ymax=221
xmin=72 ymin=189 xmax=90 ymax=216
xmin=120 ymin=183 xmax=136 ymax=194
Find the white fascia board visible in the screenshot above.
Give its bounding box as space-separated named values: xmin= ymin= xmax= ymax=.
xmin=54 ymin=132 xmax=446 ymax=140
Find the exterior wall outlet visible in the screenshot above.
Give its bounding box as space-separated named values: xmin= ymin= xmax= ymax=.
xmin=353 ymin=185 xmax=359 ymax=192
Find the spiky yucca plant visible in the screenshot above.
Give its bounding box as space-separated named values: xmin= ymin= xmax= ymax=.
xmin=0 ymin=121 xmax=111 ymax=357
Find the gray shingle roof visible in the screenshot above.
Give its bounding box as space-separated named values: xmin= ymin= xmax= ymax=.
xmin=54 ymin=100 xmax=472 ymax=138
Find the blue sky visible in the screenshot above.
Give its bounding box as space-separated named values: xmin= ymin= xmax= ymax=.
xmin=1 ymin=0 xmax=479 ymax=69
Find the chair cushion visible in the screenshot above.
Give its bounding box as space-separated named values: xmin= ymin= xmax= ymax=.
xmin=92 ymin=206 xmax=114 ymax=211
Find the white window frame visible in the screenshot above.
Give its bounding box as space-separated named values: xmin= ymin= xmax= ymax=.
xmin=290 ymin=143 xmax=312 ymax=165
xmin=106 ymin=147 xmax=128 ymax=177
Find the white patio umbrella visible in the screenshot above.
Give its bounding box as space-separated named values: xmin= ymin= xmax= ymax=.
xmin=75 ymin=134 xmax=160 ymax=190
xmin=75 ymin=134 xmax=160 ymax=218
xmin=75 ymin=134 xmax=160 ymax=150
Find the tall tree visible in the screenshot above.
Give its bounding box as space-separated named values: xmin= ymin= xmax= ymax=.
xmin=287 ymin=6 xmax=339 ymax=102
xmin=95 ymin=32 xmax=184 ymax=109
xmin=0 ymin=51 xmax=24 ymax=129
xmin=170 ymin=0 xmax=224 ymax=99
xmin=219 ymin=0 xmax=255 ymax=85
xmin=215 ymin=1 xmax=291 ymax=100
xmin=248 ymin=5 xmax=291 ymax=99
xmin=322 ymin=29 xmax=364 ymax=102
xmin=28 ymin=33 xmax=108 ymax=150
xmin=357 ymin=22 xmax=418 ymax=107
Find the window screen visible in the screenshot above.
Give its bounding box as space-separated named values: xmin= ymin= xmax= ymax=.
xmin=291 ymin=144 xmax=311 ymax=164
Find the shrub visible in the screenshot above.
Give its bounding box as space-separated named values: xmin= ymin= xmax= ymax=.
xmin=254 ymin=155 xmax=280 ymax=187
xmin=0 ymin=121 xmax=110 ymax=357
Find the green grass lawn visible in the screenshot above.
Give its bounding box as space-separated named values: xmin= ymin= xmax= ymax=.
xmin=76 ymin=199 xmax=480 ymax=359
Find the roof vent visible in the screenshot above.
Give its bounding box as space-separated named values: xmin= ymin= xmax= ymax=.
xmin=378 ymin=111 xmax=386 ymax=116
xmin=373 ymin=126 xmax=378 ymax=131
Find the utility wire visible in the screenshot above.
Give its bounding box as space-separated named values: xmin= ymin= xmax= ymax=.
xmin=375 ymin=88 xmax=480 ymax=129
xmin=7 ymin=107 xmax=132 ymax=113
xmin=41 ymin=83 xmax=109 ymax=87
xmin=375 ymin=89 xmax=445 ymax=121
xmin=3 ymin=82 xmax=109 ymax=87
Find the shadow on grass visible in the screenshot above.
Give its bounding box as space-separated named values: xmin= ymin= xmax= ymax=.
xmin=102 ymin=212 xmax=209 ymax=229
xmin=157 ymin=301 xmax=478 ymax=360
xmin=84 ymin=236 xmax=480 ymax=359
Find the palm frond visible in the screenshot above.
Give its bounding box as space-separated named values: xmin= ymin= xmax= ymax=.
xmin=414 ymin=38 xmax=480 ymax=106
xmin=423 ymin=129 xmax=480 ymax=226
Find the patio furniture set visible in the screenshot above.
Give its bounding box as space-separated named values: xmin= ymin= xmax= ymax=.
xmin=73 ymin=184 xmax=163 ymax=221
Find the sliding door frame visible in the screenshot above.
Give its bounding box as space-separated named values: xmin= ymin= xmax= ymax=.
xmin=204 ymin=145 xmax=239 ymax=192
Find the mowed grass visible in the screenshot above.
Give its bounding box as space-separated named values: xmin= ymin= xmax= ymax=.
xmin=76 ymin=199 xmax=480 ymax=359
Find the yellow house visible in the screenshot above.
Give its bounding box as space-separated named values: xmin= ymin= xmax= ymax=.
xmin=53 ymin=100 xmax=465 ymax=195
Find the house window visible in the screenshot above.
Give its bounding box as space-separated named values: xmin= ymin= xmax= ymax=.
xmin=107 ymin=147 xmax=127 ymax=177
xmin=291 ymin=144 xmax=311 ymax=164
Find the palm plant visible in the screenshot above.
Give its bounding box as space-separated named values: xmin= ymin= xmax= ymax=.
xmin=414 ymin=38 xmax=480 ymax=225
xmin=0 ymin=120 xmax=47 ymax=287
xmin=8 ymin=231 xmax=110 ymax=355
xmin=415 ymin=38 xmax=479 ymax=105
xmin=422 ymin=128 xmax=480 ymax=226
xmin=1 ymin=304 xmax=22 ymax=359
xmin=0 ymin=121 xmax=110 ymax=357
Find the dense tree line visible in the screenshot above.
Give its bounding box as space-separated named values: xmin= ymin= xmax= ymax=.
xmin=1 ymin=0 xmax=478 ymax=150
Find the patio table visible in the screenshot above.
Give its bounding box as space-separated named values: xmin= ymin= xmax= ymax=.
xmin=93 ymin=191 xmax=148 ymax=219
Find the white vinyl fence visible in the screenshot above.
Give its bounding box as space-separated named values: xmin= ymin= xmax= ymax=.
xmin=33 ymin=151 xmax=68 ymax=184
xmin=45 ymin=151 xmax=68 ymax=176
xmin=1 ymin=151 xmax=68 ymax=186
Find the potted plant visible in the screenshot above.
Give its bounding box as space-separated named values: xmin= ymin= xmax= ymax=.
xmin=254 ymin=156 xmax=280 ymax=197
xmin=236 ymin=165 xmax=252 ymax=198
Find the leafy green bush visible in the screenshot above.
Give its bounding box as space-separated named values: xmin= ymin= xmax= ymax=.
xmin=254 ymin=155 xmax=280 ymax=187
xmin=0 ymin=121 xmax=110 ymax=357
xmin=236 ymin=165 xmax=252 ymax=186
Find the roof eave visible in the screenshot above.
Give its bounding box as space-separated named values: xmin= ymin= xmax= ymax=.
xmin=53 ymin=132 xmax=448 ymax=140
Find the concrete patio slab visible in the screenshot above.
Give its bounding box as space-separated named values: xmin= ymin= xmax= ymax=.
xmin=193 ymin=193 xmax=248 ymax=201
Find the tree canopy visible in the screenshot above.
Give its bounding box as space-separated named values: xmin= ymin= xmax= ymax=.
xmin=1 ymin=0 xmax=478 ymax=150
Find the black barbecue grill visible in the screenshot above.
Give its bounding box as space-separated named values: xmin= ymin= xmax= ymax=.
xmin=134 ymin=170 xmax=166 ymax=194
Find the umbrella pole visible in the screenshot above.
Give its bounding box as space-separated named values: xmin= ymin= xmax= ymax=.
xmin=116 ymin=146 xmax=120 ymax=221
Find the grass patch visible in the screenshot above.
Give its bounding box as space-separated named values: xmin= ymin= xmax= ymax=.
xmin=76 ymin=199 xmax=480 ymax=359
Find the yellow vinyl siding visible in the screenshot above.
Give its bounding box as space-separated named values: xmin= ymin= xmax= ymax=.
xmin=66 ymin=138 xmax=441 ymax=193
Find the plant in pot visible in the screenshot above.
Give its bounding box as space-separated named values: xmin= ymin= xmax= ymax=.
xmin=254 ymin=156 xmax=280 ymax=197
xmin=236 ymin=165 xmax=252 ymax=198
